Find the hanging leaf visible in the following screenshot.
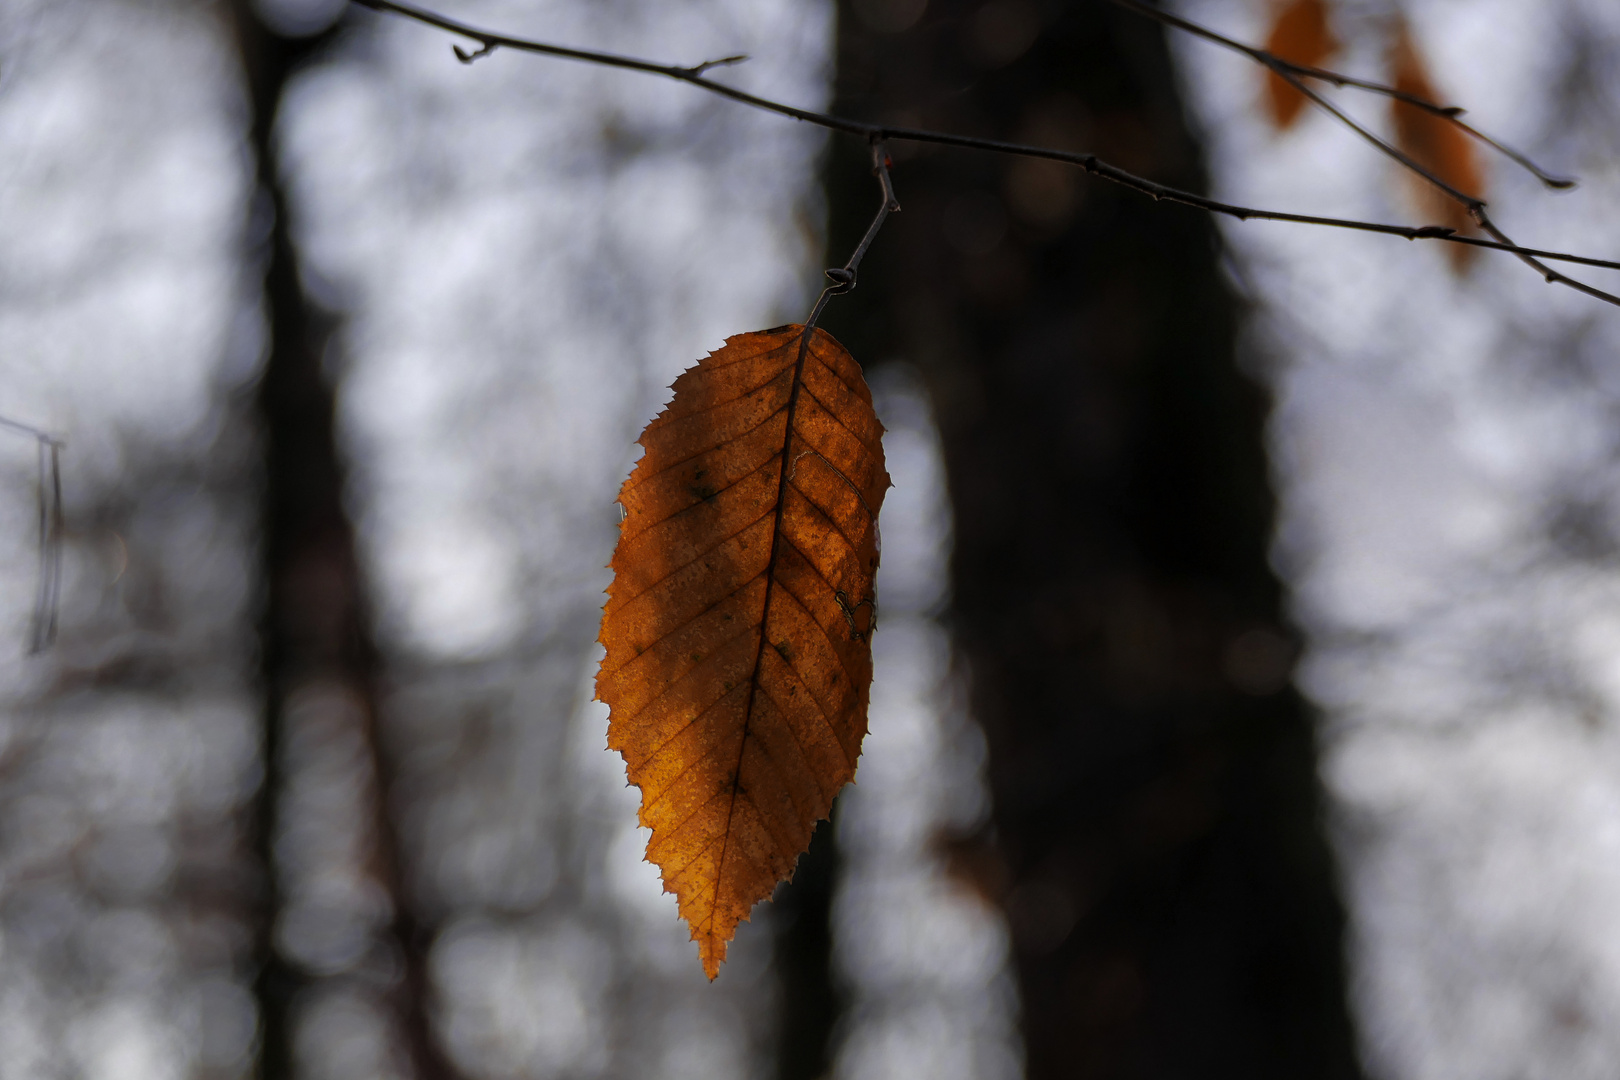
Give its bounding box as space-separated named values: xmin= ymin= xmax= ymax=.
xmin=598 ymin=325 xmax=889 ymax=979
xmin=1262 ymin=0 xmax=1338 ymax=130
xmin=1390 ymin=19 xmax=1484 ymax=271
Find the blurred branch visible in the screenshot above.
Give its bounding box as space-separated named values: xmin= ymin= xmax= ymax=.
xmin=231 ymin=6 xmax=461 ymax=1078
xmin=0 ymin=415 xmax=67 ymax=653
xmin=1111 ymin=0 xmax=1613 ymax=309
xmin=351 ymin=0 xmax=1620 ymax=308
xmin=802 ymin=138 xmax=900 ymax=331
xmin=29 ymin=438 xmax=61 ymax=654
xmin=1107 ymin=0 xmax=1577 ymax=191
xmin=1259 ymin=38 xmax=1614 ymax=306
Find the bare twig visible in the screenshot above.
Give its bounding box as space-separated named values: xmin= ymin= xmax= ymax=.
xmin=0 ymin=416 xmax=60 ymax=445
xmin=0 ymin=415 xmax=67 ymax=654
xmin=1451 ymin=119 xmax=1575 ymax=191
xmin=805 ymin=138 xmax=900 ymax=332
xmin=1272 ymin=61 xmax=1483 ymax=208
xmin=350 ymin=0 xmax=1620 ymax=307
xmin=28 ymin=437 xmax=61 ymax=653
xmin=687 ymin=54 xmax=749 ymax=76
xmin=797 ymin=137 xmax=900 ymax=352
xmin=1158 ymin=4 xmax=1611 ymax=305
xmin=1106 ymin=0 xmax=1576 ymax=190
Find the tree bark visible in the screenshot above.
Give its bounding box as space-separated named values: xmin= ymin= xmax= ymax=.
xmin=823 ymin=3 xmax=1363 ymax=1078
xmin=773 ymin=820 xmax=842 ymax=1080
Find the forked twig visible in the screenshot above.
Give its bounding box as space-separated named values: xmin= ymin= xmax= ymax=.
xmin=1153 ymin=2 xmax=1613 ymax=307
xmin=1268 ymin=69 xmax=1613 ymax=305
xmin=806 ymin=138 xmax=900 ymax=331
xmin=350 ymin=0 xmax=1620 ymax=307
xmin=1107 ymin=0 xmax=1576 ymax=191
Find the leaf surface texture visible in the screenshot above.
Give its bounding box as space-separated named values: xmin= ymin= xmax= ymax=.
xmin=598 ymin=325 xmax=889 ymax=978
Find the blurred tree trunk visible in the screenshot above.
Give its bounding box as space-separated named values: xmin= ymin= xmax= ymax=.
xmin=773 ymin=820 xmax=842 ymax=1080
xmin=822 ymin=3 xmax=1363 ymax=1078
xmin=230 ymin=9 xmax=454 ymax=1078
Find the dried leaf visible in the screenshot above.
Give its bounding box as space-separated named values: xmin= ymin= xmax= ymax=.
xmin=598 ymin=325 xmax=889 ymax=979
xmin=1262 ymin=0 xmax=1338 ymax=130
xmin=1390 ymin=20 xmax=1484 ymax=270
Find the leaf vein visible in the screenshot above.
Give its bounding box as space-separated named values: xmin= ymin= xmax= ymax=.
xmin=639 ymin=366 xmax=792 ymax=437
xmin=610 ymin=501 xmax=776 ymax=608
xmin=618 ymin=447 xmax=782 ymax=544
xmin=621 ymin=405 xmax=786 ymax=497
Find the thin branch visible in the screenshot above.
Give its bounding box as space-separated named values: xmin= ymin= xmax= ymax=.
xmin=1455 ymin=116 xmax=1576 ymax=191
xmin=1471 ymin=211 xmax=1617 ymax=306
xmin=688 ymin=54 xmax=749 ymax=76
xmin=1157 ymin=5 xmax=1610 ymax=304
xmin=350 ymin=0 xmax=1620 ymax=307
xmin=28 ymin=438 xmax=61 ymax=654
xmin=0 ymin=414 xmax=68 ymax=654
xmin=350 ymin=0 xmax=874 ymax=133
xmin=0 ymin=415 xmax=64 ymax=447
xmin=1260 ymin=56 xmax=1484 ymax=210
xmin=830 ymin=142 xmax=903 ymax=291
xmin=805 ymin=138 xmax=901 ymax=332
xmin=453 ymin=40 xmax=495 ymax=64
xmin=1106 ymin=0 xmax=1576 ymax=190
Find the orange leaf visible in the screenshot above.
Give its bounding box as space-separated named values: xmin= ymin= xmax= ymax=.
xmin=598 ymin=325 xmax=889 ymax=979
xmin=1262 ymin=0 xmax=1338 ymax=130
xmin=1389 ymin=20 xmax=1484 ymax=270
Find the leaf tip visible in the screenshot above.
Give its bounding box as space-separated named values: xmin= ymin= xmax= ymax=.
xmin=699 ymin=934 xmax=726 ymax=980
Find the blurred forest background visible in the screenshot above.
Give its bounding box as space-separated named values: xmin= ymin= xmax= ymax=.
xmin=0 ymin=1 xmax=1619 ymax=1079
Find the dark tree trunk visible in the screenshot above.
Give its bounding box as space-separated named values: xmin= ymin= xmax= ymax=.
xmin=231 ymin=10 xmax=455 ymax=1078
xmin=822 ymin=3 xmax=1363 ymax=1079
xmin=773 ymin=819 xmax=842 ymax=1080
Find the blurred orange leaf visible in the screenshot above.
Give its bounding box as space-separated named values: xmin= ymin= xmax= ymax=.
xmin=1389 ymin=19 xmax=1484 ymax=270
xmin=598 ymin=325 xmax=889 ymax=979
xmin=1262 ymin=0 xmax=1338 ymax=130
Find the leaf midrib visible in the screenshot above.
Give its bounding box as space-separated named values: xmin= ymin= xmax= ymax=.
xmin=710 ymin=326 xmax=819 ymax=925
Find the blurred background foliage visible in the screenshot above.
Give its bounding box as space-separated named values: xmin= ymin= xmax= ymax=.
xmin=0 ymin=1 xmax=1617 ymax=1079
